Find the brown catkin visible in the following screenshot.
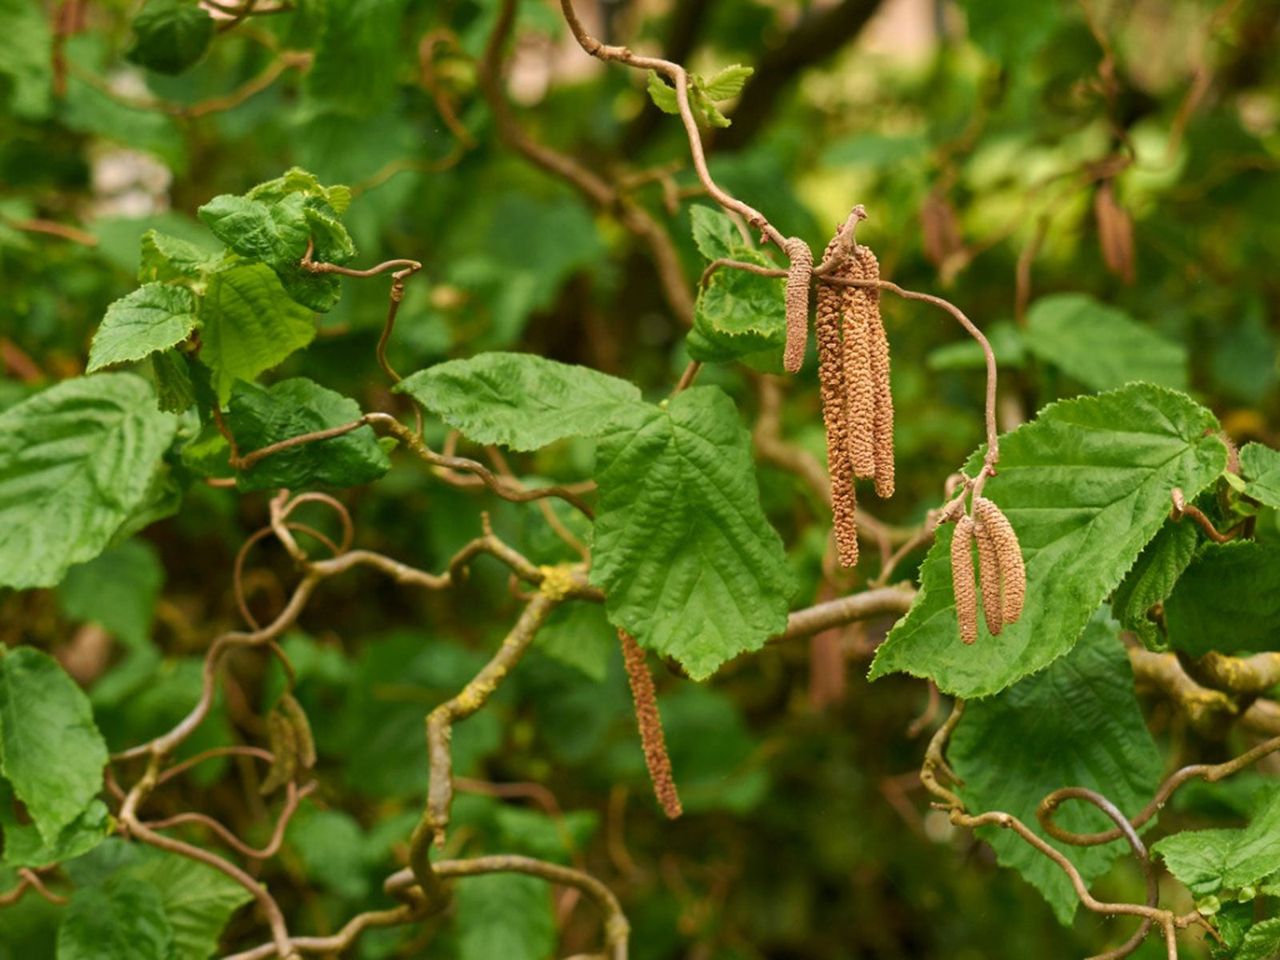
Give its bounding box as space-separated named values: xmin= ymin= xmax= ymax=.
xmin=973 ymin=520 xmax=1004 ymax=636
xmin=816 ymin=235 xmax=858 ymax=566
xmin=861 ymin=249 xmax=894 ymax=499
xmin=783 ymin=237 xmax=812 ymax=374
xmin=950 ymin=516 xmax=979 ymax=645
xmin=974 ymin=497 xmax=1026 ymax=625
xmin=619 ymin=630 xmax=682 ymax=819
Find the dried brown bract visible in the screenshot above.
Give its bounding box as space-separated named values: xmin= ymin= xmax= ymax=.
xmin=974 ymin=497 xmax=1026 ymax=624
xmin=620 ymin=630 xmax=682 ymax=819
xmin=816 ymin=235 xmax=858 ymax=566
xmin=1095 ymin=180 xmax=1135 ymax=285
xmin=951 ymin=516 xmax=979 ymax=645
xmin=783 ymin=237 xmax=813 ymax=374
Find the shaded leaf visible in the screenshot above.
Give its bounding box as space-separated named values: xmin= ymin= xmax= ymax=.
xmin=57 ymin=875 xmax=173 ymax=960
xmin=57 ymin=539 xmax=163 ymax=648
xmin=0 ymin=794 xmax=111 ymax=869
xmin=1110 ymin=519 xmax=1198 ymax=649
xmin=125 ymin=0 xmax=214 ymax=75
xmin=1241 ymin=443 xmax=1280 ymax=510
xmin=454 ymin=873 xmax=555 ymax=960
xmin=870 ymin=384 xmax=1227 ymax=697
xmin=0 ymin=374 xmax=177 ymax=589
xmin=590 ymin=387 xmax=795 ymax=679
xmin=128 ymin=849 xmax=254 ymax=959
xmin=1164 ymin=541 xmax=1280 ymax=657
xmin=0 ymin=0 xmax=52 ymax=117
xmin=948 ymin=615 xmax=1162 ymax=923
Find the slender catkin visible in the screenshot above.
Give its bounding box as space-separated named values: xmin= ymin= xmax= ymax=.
xmin=973 ymin=520 xmax=1004 ymax=636
xmin=974 ymin=497 xmax=1026 ymax=624
xmin=619 ymin=630 xmax=682 ymax=819
xmin=783 ymin=237 xmax=812 ymax=374
xmin=860 ymin=248 xmax=894 ymax=499
xmin=842 ymin=294 xmax=877 ymax=478
xmin=951 ymin=516 xmax=979 ymax=645
xmin=816 ymin=235 xmax=858 ymax=566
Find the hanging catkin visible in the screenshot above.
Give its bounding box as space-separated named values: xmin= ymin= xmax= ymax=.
xmin=841 ymin=275 xmax=877 ymax=479
xmin=950 ymin=516 xmax=979 ymax=645
xmin=619 ymin=630 xmax=682 ymax=819
xmin=973 ymin=520 xmax=1004 ymax=636
xmin=861 ymin=248 xmax=895 ymax=499
xmin=783 ymin=237 xmax=812 ymax=374
xmin=974 ymin=497 xmax=1026 ymax=624
xmin=816 ymin=235 xmax=858 ymax=567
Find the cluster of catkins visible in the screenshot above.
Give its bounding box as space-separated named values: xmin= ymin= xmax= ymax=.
xmin=950 ymin=497 xmax=1026 ymax=644
xmin=784 ymin=226 xmax=893 ymax=568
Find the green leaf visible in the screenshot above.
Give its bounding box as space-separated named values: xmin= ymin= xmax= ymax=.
xmin=125 ymin=0 xmax=214 ymax=76
xmin=701 ymin=64 xmax=754 ymax=100
xmin=1110 ymin=520 xmax=1198 ymax=649
xmin=307 ymin=0 xmax=412 ymax=114
xmin=150 ymin=351 xmax=197 ymax=413
xmin=1164 ymin=542 xmax=1280 ymax=657
xmin=127 ymin=851 xmax=254 ymax=959
xmin=1023 ymin=294 xmax=1187 ymax=392
xmin=0 ymin=373 xmax=178 ymax=589
xmin=87 ymin=284 xmax=200 ymax=373
xmin=960 ymin=0 xmax=1063 ymax=61
xmin=226 ymin=377 xmax=389 ymax=492
xmin=57 ymin=540 xmax=163 ymax=649
xmin=1241 ymin=443 xmax=1280 ymax=509
xmin=138 ymin=230 xmax=215 ymax=283
xmin=689 ymin=247 xmax=786 ymax=366
xmin=870 ymin=384 xmax=1227 ymax=697
xmin=590 ymin=386 xmax=795 ymax=679
xmin=0 ymin=0 xmax=53 ymax=117
xmin=493 ymin=807 xmax=597 ymax=865
xmin=197 ymin=194 xmax=310 ymax=271
xmin=247 ymin=168 xmax=353 ymax=214
xmin=948 ymin=615 xmax=1162 ymax=923
xmin=286 ymin=808 xmax=369 ymax=900
xmin=198 ymin=264 xmax=316 ymax=403
xmin=0 ymin=794 xmax=111 ymax=869
xmin=689 ymin=205 xmax=739 ymax=261
xmin=453 ymin=873 xmax=555 ymax=960
xmin=57 ymin=875 xmax=173 ymax=960
xmin=534 ymin=602 xmax=614 ymax=681
xmin=1155 ymin=788 xmax=1280 ymax=899
xmin=1237 ymin=917 xmax=1280 ymax=960
xmin=395 ymin=352 xmax=643 ymax=452
xmin=927 ymin=320 xmax=1026 ymax=371
xmin=0 ymin=647 xmax=108 ymax=844
xmin=645 ymin=71 xmax=680 ymax=115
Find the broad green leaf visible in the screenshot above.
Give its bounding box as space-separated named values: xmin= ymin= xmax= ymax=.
xmin=0 ymin=0 xmax=52 ymax=117
xmin=645 ymin=71 xmax=680 ymax=115
xmin=1241 ymin=443 xmax=1280 ymax=509
xmin=125 ymin=0 xmax=214 ymax=75
xmin=1237 ymin=917 xmax=1280 ymax=960
xmin=127 ymin=851 xmax=254 ymax=959
xmin=57 ymin=540 xmax=163 ymax=648
xmin=688 ymin=247 xmax=786 ymax=366
xmin=1164 ymin=542 xmax=1280 ymax=657
xmin=0 ymin=647 xmax=109 ymax=844
xmin=454 ymin=873 xmax=555 ymax=960
xmin=534 ymin=602 xmax=614 ymax=681
xmin=701 ymin=64 xmax=754 ymax=100
xmin=286 ymin=808 xmax=369 ymax=900
xmin=57 ymin=875 xmax=173 ymax=960
xmin=0 ymin=373 xmax=178 ymax=589
xmin=589 ymin=386 xmax=795 ymax=679
xmin=870 ymin=384 xmax=1227 ymax=697
xmin=0 ymin=789 xmax=111 ymax=869
xmin=226 ymin=377 xmax=389 ymax=492
xmin=1154 ymin=788 xmax=1280 ymax=899
xmin=1023 ymin=294 xmax=1187 ymax=392
xmin=948 ymin=615 xmax=1162 ymax=923
xmin=493 ymin=806 xmax=598 ymax=865
xmin=138 ymin=230 xmax=215 ymax=283
xmin=1110 ymin=520 xmax=1198 ymax=649
xmin=247 ymin=168 xmax=352 ymax=214
xmin=307 ymin=0 xmax=412 ymax=114
xmin=197 ymin=194 xmax=310 ymax=271
xmin=198 ymin=264 xmax=316 ymax=403
xmin=689 ymin=205 xmax=739 ymax=261
xmin=87 ymin=284 xmax=200 ymax=373
xmin=395 ymin=352 xmax=643 ymax=451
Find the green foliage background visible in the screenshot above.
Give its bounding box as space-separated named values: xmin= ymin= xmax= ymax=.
xmin=1 ymin=1 xmax=1279 ymax=958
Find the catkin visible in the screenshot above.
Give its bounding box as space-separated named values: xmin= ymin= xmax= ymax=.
xmin=1094 ymin=181 xmax=1135 ymax=285
xmin=816 ymin=235 xmax=858 ymax=567
xmin=862 ymin=252 xmax=894 ymax=499
xmin=783 ymin=237 xmax=812 ymax=374
xmin=619 ymin=630 xmax=682 ymax=819
xmin=951 ymin=516 xmax=979 ymax=645
xmin=973 ymin=521 xmax=1004 ymax=636
xmin=840 ymin=245 xmax=894 ymax=497
xmin=974 ymin=497 xmax=1026 ymax=624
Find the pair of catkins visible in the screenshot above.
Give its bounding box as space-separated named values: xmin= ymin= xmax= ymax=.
xmin=783 ymin=219 xmax=1025 ymax=644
